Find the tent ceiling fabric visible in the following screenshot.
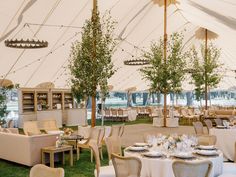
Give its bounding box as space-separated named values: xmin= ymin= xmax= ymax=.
xmin=0 ymin=0 xmax=236 ymax=91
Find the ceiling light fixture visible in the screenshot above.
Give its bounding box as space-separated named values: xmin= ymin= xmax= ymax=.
xmin=5 ymin=38 xmax=48 ymax=49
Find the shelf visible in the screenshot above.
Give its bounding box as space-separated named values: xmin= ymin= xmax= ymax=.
xmin=22 ymin=92 xmax=35 ymax=113
xmin=20 ymin=89 xmax=74 ymax=112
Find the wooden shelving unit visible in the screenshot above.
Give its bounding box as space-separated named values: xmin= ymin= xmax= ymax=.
xmin=52 ymin=92 xmax=62 ymax=110
xmin=18 ymin=88 xmax=85 ymax=128
xmin=36 ymin=92 xmax=49 ymax=111
xmin=22 ymin=92 xmax=35 ymax=113
xmin=64 ymin=92 xmax=74 ymax=109
xmin=19 ymin=88 xmax=75 ymax=113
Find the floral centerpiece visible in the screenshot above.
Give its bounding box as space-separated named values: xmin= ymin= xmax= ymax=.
xmin=63 ymin=128 xmax=74 ymax=136
xmin=147 ymin=134 xmax=198 ymax=152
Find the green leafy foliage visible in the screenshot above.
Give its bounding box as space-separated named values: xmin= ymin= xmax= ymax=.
xmin=69 ymin=12 xmax=117 ymax=103
xmin=0 ymin=85 xmax=13 ymax=125
xmin=189 ymin=43 xmax=222 ymax=101
xmin=140 ymin=32 xmax=187 ymax=94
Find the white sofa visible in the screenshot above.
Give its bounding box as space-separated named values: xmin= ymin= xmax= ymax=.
xmin=0 ymin=131 xmax=58 ymax=166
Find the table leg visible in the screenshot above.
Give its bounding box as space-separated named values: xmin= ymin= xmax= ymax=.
xmin=41 ymin=151 xmax=45 ymax=164
xmin=77 ymin=147 xmax=80 ymax=160
xmin=70 ymin=149 xmax=73 ymax=166
xmin=50 ymin=152 xmax=54 ymax=168
xmin=62 ymin=152 xmax=65 ymax=165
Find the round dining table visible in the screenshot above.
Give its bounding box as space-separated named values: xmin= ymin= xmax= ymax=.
xmin=210 ymin=127 xmax=236 ymax=161
xmin=124 ymin=147 xmax=223 ymax=177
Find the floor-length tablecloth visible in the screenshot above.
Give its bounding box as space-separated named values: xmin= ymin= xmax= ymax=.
xmin=124 ymin=148 xmax=223 ymax=177
xmin=210 ymin=128 xmax=236 ymax=161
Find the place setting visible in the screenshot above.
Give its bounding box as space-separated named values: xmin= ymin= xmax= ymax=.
xmin=127 ymin=143 xmax=149 ymax=153
xmin=193 ymin=145 xmax=220 ymax=157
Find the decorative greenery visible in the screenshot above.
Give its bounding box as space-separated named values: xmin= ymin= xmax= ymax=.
xmin=140 ymin=32 xmax=187 ymax=95
xmin=69 ymin=12 xmax=117 ymax=103
xmin=0 ymin=85 xmax=13 ymax=126
xmin=189 ymin=43 xmax=222 ymax=101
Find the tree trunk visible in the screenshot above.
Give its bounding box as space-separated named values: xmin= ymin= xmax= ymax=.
xmin=91 ymin=0 xmax=97 ymax=128
xmin=163 ymin=0 xmax=168 ymax=127
xmin=91 ymin=96 xmax=96 ymax=127
xmin=204 ymin=29 xmax=208 ymax=110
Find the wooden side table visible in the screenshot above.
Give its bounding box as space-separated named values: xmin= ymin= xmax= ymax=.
xmin=61 ymin=135 xmax=84 ymax=160
xmin=41 ymin=145 xmax=73 ymax=168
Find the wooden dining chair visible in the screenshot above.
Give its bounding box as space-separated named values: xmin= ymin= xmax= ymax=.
xmin=109 ymin=124 xmax=124 ymax=138
xmin=105 ymin=136 xmax=122 ymax=163
xmin=77 ymin=127 xmax=105 ymax=162
xmin=172 ymin=160 xmax=213 ymax=177
xmin=89 ymin=141 xmax=115 ymax=177
xmin=204 ymin=119 xmax=213 ymax=134
xmin=214 ymin=118 xmax=223 ymax=126
xmin=192 ymin=121 xmax=204 ymax=135
xmin=111 ymin=153 xmax=142 ymax=177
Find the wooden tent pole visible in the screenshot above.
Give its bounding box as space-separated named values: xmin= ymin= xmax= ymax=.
xmin=91 ymin=0 xmax=98 ymax=127
xmin=163 ymin=0 xmax=168 ymax=127
xmin=204 ymin=29 xmax=208 ymax=110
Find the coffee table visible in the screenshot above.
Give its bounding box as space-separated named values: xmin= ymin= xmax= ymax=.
xmin=41 ymin=145 xmax=73 ymax=168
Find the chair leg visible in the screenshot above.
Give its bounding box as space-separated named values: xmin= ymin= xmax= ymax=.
xmin=99 ymin=147 xmax=103 ymax=160
xmin=90 ymin=149 xmax=93 ymax=163
xmin=77 ymin=147 xmax=80 ymax=160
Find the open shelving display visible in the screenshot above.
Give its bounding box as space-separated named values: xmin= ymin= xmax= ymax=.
xmin=36 ymin=92 xmax=48 ymax=111
xmin=64 ymin=92 xmax=74 ymax=109
xmin=19 ymin=88 xmax=75 ymax=113
xmin=22 ymin=92 xmax=35 ymax=112
xmin=52 ymin=92 xmax=62 ymax=109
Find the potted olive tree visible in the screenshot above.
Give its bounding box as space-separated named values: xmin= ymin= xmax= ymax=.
xmin=189 ymin=43 xmax=222 ymax=109
xmin=140 ymin=32 xmax=187 ymax=126
xmin=69 ymin=10 xmax=117 ymax=127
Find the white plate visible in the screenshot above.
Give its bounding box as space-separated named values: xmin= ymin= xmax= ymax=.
xmin=173 ymin=152 xmax=194 ymax=159
xmin=198 ymin=145 xmax=216 ymax=150
xmin=143 ymin=151 xmax=163 ymax=158
xmin=128 ymin=146 xmax=146 ymax=151
xmin=134 ymin=143 xmax=148 ymax=147
xmin=196 ymin=150 xmax=218 ymax=156
xmin=216 ymin=125 xmax=226 ymax=129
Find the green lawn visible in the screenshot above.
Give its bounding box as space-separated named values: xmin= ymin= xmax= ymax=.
xmin=0 ymin=148 xmax=109 ymax=177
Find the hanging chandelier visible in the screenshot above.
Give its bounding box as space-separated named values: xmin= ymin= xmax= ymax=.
xmin=5 ymin=38 xmax=48 ymax=49
xmin=124 ymin=59 xmax=150 ymax=66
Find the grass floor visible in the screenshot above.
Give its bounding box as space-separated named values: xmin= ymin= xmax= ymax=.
xmin=0 ymin=148 xmax=109 ymax=177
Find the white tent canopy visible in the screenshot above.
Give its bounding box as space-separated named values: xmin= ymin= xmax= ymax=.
xmin=0 ymin=0 xmax=236 ymax=91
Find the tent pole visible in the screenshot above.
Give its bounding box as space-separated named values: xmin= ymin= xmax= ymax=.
xmin=204 ymin=29 xmax=208 ymax=110
xmin=91 ymin=0 xmax=98 ymax=127
xmin=163 ymin=0 xmax=168 ymax=127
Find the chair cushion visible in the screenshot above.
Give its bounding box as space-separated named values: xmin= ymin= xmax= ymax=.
xmin=78 ymin=140 xmax=87 ymax=144
xmin=94 ymin=165 xmax=115 ymax=177
xmin=46 ymin=130 xmax=64 ymax=135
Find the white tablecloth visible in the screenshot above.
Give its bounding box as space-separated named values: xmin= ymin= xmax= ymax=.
xmin=124 ymin=148 xmax=223 ymax=177
xmin=210 ymin=128 xmax=236 ymax=161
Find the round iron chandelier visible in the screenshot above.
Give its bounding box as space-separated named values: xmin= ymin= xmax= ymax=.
xmin=5 ymin=39 xmax=48 ymax=49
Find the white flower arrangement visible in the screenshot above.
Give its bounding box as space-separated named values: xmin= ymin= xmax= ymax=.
xmin=147 ymin=134 xmax=198 ymax=152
